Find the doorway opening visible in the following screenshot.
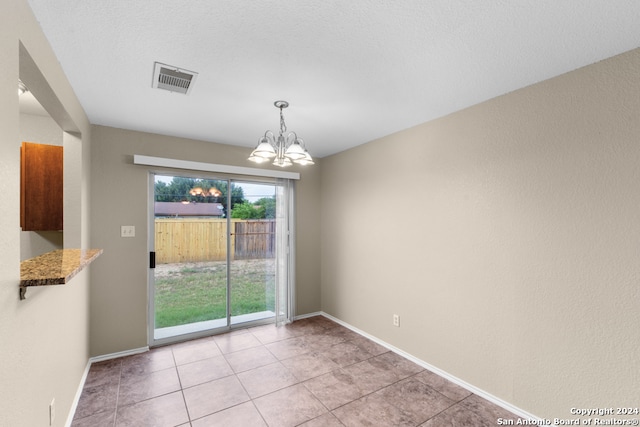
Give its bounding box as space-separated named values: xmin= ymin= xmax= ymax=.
xmin=149 ymin=173 xmax=291 ymax=345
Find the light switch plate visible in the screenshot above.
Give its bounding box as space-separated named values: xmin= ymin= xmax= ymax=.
xmin=121 ymin=225 xmax=135 ymax=237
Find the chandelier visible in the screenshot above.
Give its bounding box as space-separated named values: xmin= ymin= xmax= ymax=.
xmin=248 ymin=100 xmax=314 ymax=167
xmin=181 ymin=186 xmax=222 ymax=204
xmin=189 ymin=186 xmax=221 ymax=197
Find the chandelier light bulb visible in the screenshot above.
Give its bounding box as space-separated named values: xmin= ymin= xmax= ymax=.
xmin=284 ymin=140 xmax=306 ymax=160
xmin=252 ymin=139 xmax=277 ymax=158
xmin=294 ymin=151 xmax=315 ymax=165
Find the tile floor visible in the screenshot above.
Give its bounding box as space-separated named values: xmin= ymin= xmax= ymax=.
xmin=72 ymin=316 xmax=519 ymax=426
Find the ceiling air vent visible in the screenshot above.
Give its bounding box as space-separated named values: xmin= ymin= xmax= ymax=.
xmin=152 ymin=62 xmax=198 ymax=95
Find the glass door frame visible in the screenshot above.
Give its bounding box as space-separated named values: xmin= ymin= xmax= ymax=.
xmin=147 ymin=171 xmax=288 ymax=347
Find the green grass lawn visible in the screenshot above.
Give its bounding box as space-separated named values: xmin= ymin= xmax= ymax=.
xmin=154 ymin=259 xmax=275 ymax=328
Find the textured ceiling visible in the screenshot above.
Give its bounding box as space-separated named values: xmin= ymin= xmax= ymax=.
xmin=26 ymin=0 xmax=640 ymax=158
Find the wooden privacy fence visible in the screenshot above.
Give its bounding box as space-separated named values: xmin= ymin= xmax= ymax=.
xmin=155 ymin=218 xmax=276 ymax=264
xmin=234 ymin=219 xmax=276 ymax=259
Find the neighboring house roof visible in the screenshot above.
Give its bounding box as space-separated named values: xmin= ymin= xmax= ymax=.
xmin=155 ymin=202 xmax=224 ymax=217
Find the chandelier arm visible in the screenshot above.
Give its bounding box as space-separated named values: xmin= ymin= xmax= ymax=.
xmin=284 ymin=131 xmax=298 ymax=146
xmin=260 ymin=131 xmax=278 ymax=150
xmin=295 ymin=136 xmax=307 ymax=149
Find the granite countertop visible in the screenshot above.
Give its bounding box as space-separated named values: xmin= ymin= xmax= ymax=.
xmin=20 ymin=248 xmax=103 ymax=287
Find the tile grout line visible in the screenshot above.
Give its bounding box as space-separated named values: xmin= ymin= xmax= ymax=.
xmin=247 ymin=326 xmax=330 ymax=427
xmin=112 ymin=359 xmax=123 ymax=427
xmin=75 ymin=317 xmax=513 ymax=426
xmin=186 ymin=329 xmax=281 ymax=426
xmin=239 ymin=331 xmax=271 ymax=427
xmin=171 ymin=346 xmax=194 ymax=425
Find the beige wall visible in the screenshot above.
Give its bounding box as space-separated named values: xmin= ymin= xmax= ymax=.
xmin=4 ymin=0 xmax=637 ymax=422
xmin=0 ymin=1 xmax=92 ymax=426
xmin=89 ymin=125 xmax=321 ymax=356
xmin=320 ymin=48 xmax=640 ymax=418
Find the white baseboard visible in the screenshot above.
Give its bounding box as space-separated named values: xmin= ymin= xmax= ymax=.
xmin=90 ymin=346 xmax=149 ymax=363
xmin=64 ymin=359 xmax=91 ymax=427
xmin=294 ymin=311 xmax=322 ymax=321
xmin=319 ymin=311 xmax=540 ymax=422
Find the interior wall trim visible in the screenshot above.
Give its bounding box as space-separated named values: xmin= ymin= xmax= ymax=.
xmin=319 ymin=312 xmax=540 ymax=422
xmin=294 ymin=311 xmax=322 ymax=321
xmin=90 ymin=346 xmax=150 ymax=363
xmin=64 ymin=359 xmax=91 ymax=427
xmin=133 ymin=154 xmax=301 ymax=180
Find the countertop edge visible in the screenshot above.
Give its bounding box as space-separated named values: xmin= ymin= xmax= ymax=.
xmin=20 ymin=249 xmax=104 ymax=287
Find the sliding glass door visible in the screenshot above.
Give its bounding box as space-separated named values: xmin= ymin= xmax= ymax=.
xmin=149 ymin=173 xmax=292 ymax=345
xmin=229 ymin=180 xmax=278 ymax=325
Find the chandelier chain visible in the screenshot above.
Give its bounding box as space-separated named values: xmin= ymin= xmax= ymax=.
xmin=279 ymin=108 xmax=287 ymax=135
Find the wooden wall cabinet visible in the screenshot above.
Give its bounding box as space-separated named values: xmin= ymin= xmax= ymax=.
xmin=20 ymin=142 xmax=63 ymax=231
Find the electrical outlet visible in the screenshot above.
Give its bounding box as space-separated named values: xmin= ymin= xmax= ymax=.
xmin=120 ymin=225 xmax=135 ymax=237
xmin=49 ymin=398 xmax=55 ymax=426
xmin=393 ymin=314 xmax=400 ymax=327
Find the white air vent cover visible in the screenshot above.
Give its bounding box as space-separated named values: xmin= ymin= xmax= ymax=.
xmin=152 ymin=62 xmax=198 ymax=95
